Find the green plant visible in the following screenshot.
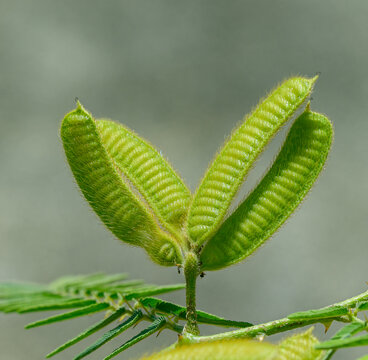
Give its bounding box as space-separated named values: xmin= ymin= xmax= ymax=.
xmin=3 ymin=76 xmax=368 ymax=359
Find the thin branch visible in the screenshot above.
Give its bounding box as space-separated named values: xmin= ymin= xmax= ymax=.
xmin=181 ymin=289 xmax=368 ymax=344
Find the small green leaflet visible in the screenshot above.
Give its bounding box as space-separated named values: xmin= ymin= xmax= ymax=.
xmin=316 ymin=333 xmax=368 ymax=350
xmin=50 ymin=273 xmax=118 ymax=290
xmin=0 ymin=283 xmax=46 ymax=298
xmin=123 ymin=284 xmax=185 ymax=300
xmin=74 ymin=310 xmax=143 ymax=360
xmin=2 ymin=298 xmax=95 ymax=313
xmin=25 ymin=302 xmax=109 ymax=329
xmin=357 ymin=302 xmax=368 ymax=311
xmin=140 ymin=297 xmax=252 ymax=328
xmin=104 ymin=316 xmax=166 ymax=360
xmin=320 ymin=322 xmax=366 ymax=360
xmin=288 ymin=306 xmax=348 ymax=320
xmin=46 ymin=307 xmax=127 ymax=358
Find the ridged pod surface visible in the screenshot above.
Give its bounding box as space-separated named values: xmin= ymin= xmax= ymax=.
xmin=139 ymin=329 xmax=321 ymax=360
xmin=187 ymin=76 xmax=317 ymax=246
xmin=140 ymin=340 xmax=277 ymax=360
xmin=200 ymin=110 xmax=333 ymax=270
xmin=278 ymin=328 xmax=322 ymax=360
xmin=61 ymin=103 xmax=182 ymax=266
xmin=96 ymin=119 xmax=191 ymax=228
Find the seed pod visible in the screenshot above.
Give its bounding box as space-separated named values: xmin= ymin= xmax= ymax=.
xmin=200 ymin=110 xmax=333 ymax=270
xmin=139 ymin=339 xmax=277 ymax=360
xmin=61 ymin=102 xmax=182 ymax=266
xmin=278 ymin=328 xmax=322 ymax=360
xmin=96 ymin=119 xmax=191 ymax=229
xmin=187 ymin=76 xmax=317 ymax=246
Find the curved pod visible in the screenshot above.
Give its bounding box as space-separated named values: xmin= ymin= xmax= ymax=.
xmin=61 ymin=103 xmax=182 ymax=266
xmin=187 ymin=76 xmax=317 ymax=246
xmin=200 ymin=110 xmax=333 ymax=270
xmin=96 ymin=120 xmax=191 ymax=230
xmin=140 ymin=340 xmax=276 ymax=360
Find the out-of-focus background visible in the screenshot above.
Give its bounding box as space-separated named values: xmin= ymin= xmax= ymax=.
xmin=1 ymin=1 xmax=367 ymax=359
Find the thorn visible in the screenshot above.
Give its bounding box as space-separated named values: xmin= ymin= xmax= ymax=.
xmin=156 ymin=328 xmax=165 ymax=337
xmin=132 ymin=321 xmax=139 ymax=329
xmin=323 ymin=320 xmax=333 ymax=334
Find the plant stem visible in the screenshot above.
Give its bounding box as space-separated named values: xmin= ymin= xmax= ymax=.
xmin=182 ymin=288 xmax=368 ymax=344
xmin=183 ymin=251 xmax=200 ymax=335
xmin=182 ymin=316 xmax=348 ymax=344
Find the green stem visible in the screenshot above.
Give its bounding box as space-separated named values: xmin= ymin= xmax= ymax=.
xmin=183 ymin=251 xmax=200 ymax=335
xmin=182 ymin=288 xmax=368 ymax=344
xmin=182 ymin=316 xmax=348 ymax=344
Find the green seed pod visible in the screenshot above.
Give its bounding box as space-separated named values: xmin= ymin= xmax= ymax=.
xmin=187 ymin=76 xmax=317 ymax=247
xmin=200 ymin=110 xmax=333 ymax=270
xmin=96 ymin=119 xmax=191 ymax=229
xmin=61 ymin=102 xmax=182 ymax=266
xmin=139 ymin=340 xmax=277 ymax=360
xmin=278 ymin=328 xmax=322 ymax=360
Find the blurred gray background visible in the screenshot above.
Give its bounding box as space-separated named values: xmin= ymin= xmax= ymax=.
xmin=1 ymin=1 xmax=367 ymax=359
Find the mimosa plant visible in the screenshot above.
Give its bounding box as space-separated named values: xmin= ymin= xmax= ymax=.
xmin=2 ymin=76 xmax=368 ymax=359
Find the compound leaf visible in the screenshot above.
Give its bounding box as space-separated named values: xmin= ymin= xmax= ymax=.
xmin=201 ymin=110 xmax=333 ymax=270
xmin=187 ymin=76 xmax=317 ymax=246
xmin=0 ymin=274 xmax=187 ymax=358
